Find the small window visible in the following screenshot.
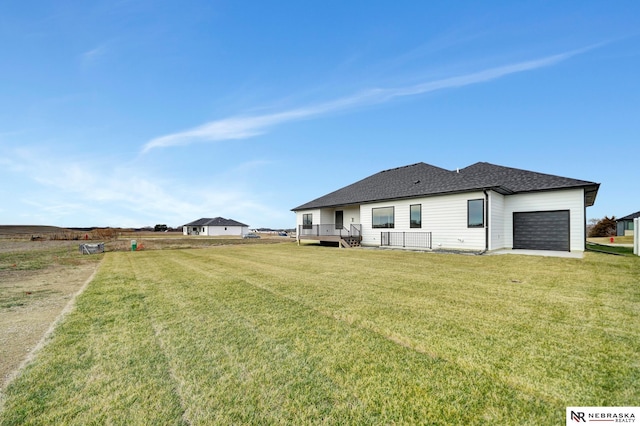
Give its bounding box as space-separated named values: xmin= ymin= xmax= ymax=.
xmin=410 ymin=204 xmax=421 ymax=228
xmin=372 ymin=207 xmax=394 ymax=229
xmin=468 ymin=199 xmax=484 ymax=228
xmin=303 ymin=213 xmax=313 ymax=229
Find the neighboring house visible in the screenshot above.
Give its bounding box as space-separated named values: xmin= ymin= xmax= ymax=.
xmin=183 ymin=217 xmax=249 ymax=236
xmin=616 ymin=211 xmax=639 ymax=236
xmin=291 ymin=162 xmax=600 ymax=252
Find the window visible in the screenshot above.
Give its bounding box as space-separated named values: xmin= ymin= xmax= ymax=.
xmin=467 ymin=199 xmax=484 ymax=228
xmin=302 ymin=213 xmax=313 ymax=229
xmin=410 ymin=204 xmax=421 ymax=228
xmin=372 ymin=207 xmax=394 ymax=228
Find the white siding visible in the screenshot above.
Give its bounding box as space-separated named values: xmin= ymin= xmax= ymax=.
xmin=298 ymin=188 xmax=586 ymax=252
xmin=295 ymin=209 xmax=321 ymax=228
xmin=340 ymin=206 xmax=360 ymax=228
xmin=503 ymin=188 xmax=586 ymax=252
xmin=634 ymin=218 xmax=639 ymax=256
xmin=295 ymin=209 xmax=321 ymax=241
xmin=489 ymin=191 xmax=505 ymax=250
xmin=204 ymin=225 xmax=248 ymax=236
xmin=360 ymin=192 xmax=486 ymax=250
xmin=295 ymin=207 xmax=360 ymax=229
xmin=320 ymin=209 xmax=334 ymax=225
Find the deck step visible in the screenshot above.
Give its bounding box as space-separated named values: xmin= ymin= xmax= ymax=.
xmin=340 ymin=237 xmax=361 ymax=248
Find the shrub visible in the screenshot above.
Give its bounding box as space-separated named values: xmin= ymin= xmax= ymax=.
xmin=588 ymin=216 xmax=617 ymax=237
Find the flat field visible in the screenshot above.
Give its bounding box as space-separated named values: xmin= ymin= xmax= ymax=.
xmin=1 ymin=243 xmax=638 ymax=425
xmin=0 ymin=240 xmax=101 ymax=388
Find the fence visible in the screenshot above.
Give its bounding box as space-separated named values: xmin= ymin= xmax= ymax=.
xmin=79 ymin=242 xmax=105 ymax=255
xmin=380 ymin=232 xmax=432 ymax=249
xmin=298 ymin=224 xmax=361 ymax=238
xmin=635 ymin=218 xmax=639 ymax=256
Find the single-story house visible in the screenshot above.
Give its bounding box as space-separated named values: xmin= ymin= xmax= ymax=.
xmin=616 ymin=211 xmax=639 ymax=236
xmin=291 ymin=162 xmax=599 ymax=252
xmin=183 ymin=217 xmax=249 ymax=236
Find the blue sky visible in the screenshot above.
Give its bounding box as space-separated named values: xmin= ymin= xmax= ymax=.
xmin=1 ymin=1 xmax=638 ymax=229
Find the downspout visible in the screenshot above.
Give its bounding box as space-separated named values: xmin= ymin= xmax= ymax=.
xmin=481 ymin=189 xmax=490 ymax=254
xmin=584 ymin=198 xmax=587 ymax=251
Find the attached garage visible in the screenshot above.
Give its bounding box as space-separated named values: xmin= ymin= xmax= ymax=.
xmin=513 ymin=210 xmax=570 ymax=251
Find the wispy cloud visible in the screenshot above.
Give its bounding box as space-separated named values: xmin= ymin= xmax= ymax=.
xmin=81 ymin=41 xmax=114 ymax=67
xmin=142 ymin=44 xmax=599 ymax=153
xmin=2 ymin=147 xmax=281 ymax=227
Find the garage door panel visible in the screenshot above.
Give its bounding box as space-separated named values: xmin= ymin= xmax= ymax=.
xmin=513 ymin=210 xmax=570 ymax=251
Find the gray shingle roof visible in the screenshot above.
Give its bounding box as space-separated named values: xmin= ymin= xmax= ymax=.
xmin=292 ymin=162 xmax=599 ymax=211
xmin=184 ymin=217 xmax=249 ymax=227
xmin=617 ymin=211 xmax=640 ymax=221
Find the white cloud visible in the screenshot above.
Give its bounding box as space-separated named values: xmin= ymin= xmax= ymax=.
xmin=142 ymin=45 xmax=599 ymax=153
xmin=2 ymin=147 xmax=281 ymax=227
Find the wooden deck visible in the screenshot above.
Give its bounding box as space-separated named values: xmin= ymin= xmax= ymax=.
xmin=297 ymin=235 xmax=342 ymax=242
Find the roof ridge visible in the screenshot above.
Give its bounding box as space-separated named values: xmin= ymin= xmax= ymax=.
xmin=380 ymin=162 xmax=425 ymax=173
xmin=291 ymin=161 xmax=599 ymax=211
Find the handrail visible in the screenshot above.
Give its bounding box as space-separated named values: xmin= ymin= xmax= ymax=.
xmin=381 ymin=231 xmax=432 ymax=249
xmin=298 ymin=224 xmax=362 ymax=238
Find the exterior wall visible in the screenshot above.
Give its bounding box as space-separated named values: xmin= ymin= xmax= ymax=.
xmin=634 ymin=218 xmax=639 ymax=256
xmin=617 ymin=220 xmax=635 ymax=236
xmin=338 ymin=206 xmax=360 ymax=228
xmin=297 ymin=188 xmax=587 ymax=251
xmin=359 ymin=192 xmax=487 ymax=250
xmin=183 ymin=225 xmax=247 ymax=236
xmin=295 ymin=207 xmax=360 ymax=231
xmin=204 ymin=225 xmax=248 ymax=236
xmin=184 ymin=225 xmax=207 ymax=235
xmin=502 ymin=188 xmax=586 ymax=252
xmin=295 ymin=209 xmax=321 ymax=241
xmin=295 ymin=209 xmax=321 ymax=227
xmin=488 ymin=191 xmax=505 ymax=250
xmin=320 ymin=209 xmax=334 ymax=225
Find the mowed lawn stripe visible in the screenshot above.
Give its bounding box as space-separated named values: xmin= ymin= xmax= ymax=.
xmin=0 ymin=254 xmax=186 ymax=425
xmin=126 ymin=248 xmax=553 ymax=424
xmin=1 ymin=244 xmax=638 ymax=425
xmin=177 ymin=245 xmax=640 ymax=404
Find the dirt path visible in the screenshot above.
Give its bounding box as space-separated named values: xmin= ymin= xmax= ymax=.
xmin=0 ymin=262 xmax=99 ymax=389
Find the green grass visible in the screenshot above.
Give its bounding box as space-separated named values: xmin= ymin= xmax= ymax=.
xmin=586 ymin=242 xmax=635 ymax=256
xmin=588 ymin=236 xmax=634 ymax=245
xmin=0 ymin=245 xmax=95 ymax=271
xmin=1 ymin=244 xmax=638 ymax=425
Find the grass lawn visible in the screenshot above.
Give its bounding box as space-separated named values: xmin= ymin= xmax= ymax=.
xmin=586 ymin=242 xmax=635 ymax=256
xmin=1 ymin=244 xmax=638 ymax=425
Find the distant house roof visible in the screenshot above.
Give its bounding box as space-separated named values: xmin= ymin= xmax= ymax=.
xmin=292 ymin=162 xmax=600 ymax=211
xmin=617 ymin=211 xmax=640 ymax=221
xmin=184 ymin=217 xmax=249 ymax=227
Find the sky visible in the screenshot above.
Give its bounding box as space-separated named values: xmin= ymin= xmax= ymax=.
xmin=1 ymin=1 xmax=639 ymax=229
